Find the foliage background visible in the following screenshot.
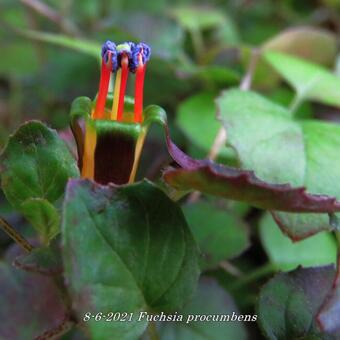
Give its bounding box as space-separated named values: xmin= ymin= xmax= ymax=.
xmin=1 ymin=0 xmax=340 ymax=339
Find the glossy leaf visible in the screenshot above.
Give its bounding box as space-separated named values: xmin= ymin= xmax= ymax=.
xmin=62 ymin=179 xmax=200 ymax=339
xmin=20 ymin=198 xmax=60 ymax=243
xmin=0 ymin=254 xmax=69 ymax=339
xmin=183 ymin=200 xmax=249 ymax=269
xmin=265 ymin=51 xmax=340 ymax=107
xmin=0 ymin=121 xmax=79 ymax=241
xmin=159 ymin=278 xmax=248 ymax=340
xmin=257 ymin=266 xmax=336 ymax=339
xmin=259 ymin=213 xmax=337 ymax=271
xmin=0 ymin=120 xmax=79 ymax=208
xmin=216 ymin=89 xmax=340 ymax=238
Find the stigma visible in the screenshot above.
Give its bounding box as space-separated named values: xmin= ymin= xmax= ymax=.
xmin=92 ymin=41 xmax=151 ymax=123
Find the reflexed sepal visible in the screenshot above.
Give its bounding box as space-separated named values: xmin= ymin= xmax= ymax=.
xmin=70 ymin=96 xmax=166 ymax=185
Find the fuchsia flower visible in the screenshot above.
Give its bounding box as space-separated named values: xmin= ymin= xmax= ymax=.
xmin=70 ymin=41 xmax=155 ymax=185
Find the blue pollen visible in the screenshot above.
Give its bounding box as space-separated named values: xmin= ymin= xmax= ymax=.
xmin=101 ymin=40 xmax=118 ymax=72
xmin=130 ymin=43 xmax=151 ymax=73
xmin=116 ymin=41 xmax=135 ymax=68
xmin=101 ymin=41 xmax=151 ymax=72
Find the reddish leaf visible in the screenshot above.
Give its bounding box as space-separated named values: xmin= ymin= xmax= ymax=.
xmin=163 ymin=161 xmax=340 ymax=213
xmin=0 ymin=246 xmax=70 ymax=339
xmin=258 ymin=266 xmax=337 ymax=339
xmin=317 ymin=260 xmax=340 ymax=334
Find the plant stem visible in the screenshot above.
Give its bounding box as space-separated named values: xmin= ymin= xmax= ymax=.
xmin=289 ymin=93 xmax=303 ymax=115
xmin=20 ymin=0 xmax=81 ymax=36
xmin=147 ymin=321 xmax=160 ymax=340
xmin=336 ymin=231 xmax=340 ymax=248
xmin=190 ymin=27 xmax=204 ymax=61
xmin=229 ymin=262 xmax=276 ymax=292
xmin=240 ymin=48 xmax=260 ymax=92
xmin=0 ymin=217 xmax=33 ymax=253
xmin=335 ymin=230 xmax=340 ymax=269
xmin=187 ymin=48 xmax=259 ymax=203
xmin=219 ymin=260 xmax=243 ymax=277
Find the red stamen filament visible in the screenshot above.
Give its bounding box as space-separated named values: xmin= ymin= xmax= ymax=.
xmin=117 ymin=55 xmax=129 ymax=122
xmin=134 ymin=54 xmax=146 ymax=123
xmin=93 ymin=54 xmax=112 ymax=119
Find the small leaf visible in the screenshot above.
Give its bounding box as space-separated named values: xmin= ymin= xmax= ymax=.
xmin=260 ymin=213 xmax=337 ymax=271
xmin=0 ymin=250 xmax=69 ymax=339
xmin=20 ymin=198 xmax=60 ymax=243
xmin=18 ymin=29 xmax=101 ymax=60
xmin=159 ymin=278 xmax=248 ymax=340
xmin=265 ymin=51 xmax=340 ymax=107
xmin=62 ymin=179 xmax=200 ymax=339
xmin=0 ymin=120 xmax=79 ymax=208
xmin=257 ymin=266 xmax=336 ymax=339
xmin=183 ymin=200 xmax=249 ymax=269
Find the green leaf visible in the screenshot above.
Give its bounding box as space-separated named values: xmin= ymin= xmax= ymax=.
xmin=217 ymin=89 xmax=340 ymax=238
xmin=242 ymin=27 xmax=337 ymax=90
xmin=0 ymin=254 xmax=69 ymax=339
xmin=176 ymin=92 xmax=235 ymax=161
xmin=0 ymin=121 xmax=79 ymax=208
xmin=259 ymin=213 xmax=337 ymax=271
xmin=170 ymin=7 xmax=227 ymax=31
xmin=0 ymin=121 xmax=79 ymax=241
xmin=263 ymin=27 xmax=337 ymax=67
xmin=264 ymin=51 xmax=340 ymax=108
xmin=18 ymin=29 xmax=101 ymax=60
xmin=183 ymin=200 xmax=249 ymax=269
xmin=62 ymin=179 xmax=200 ymax=339
xmin=257 ymin=266 xmax=336 ymax=339
xmin=159 ymin=278 xmax=248 ymax=340
xmin=20 ymin=199 xmax=60 ymax=244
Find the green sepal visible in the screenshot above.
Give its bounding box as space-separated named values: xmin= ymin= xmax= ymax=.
xmin=69 ymin=96 xmax=168 ymax=185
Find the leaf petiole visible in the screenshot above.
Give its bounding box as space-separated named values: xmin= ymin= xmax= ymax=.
xmin=0 ymin=217 xmax=33 ymax=253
